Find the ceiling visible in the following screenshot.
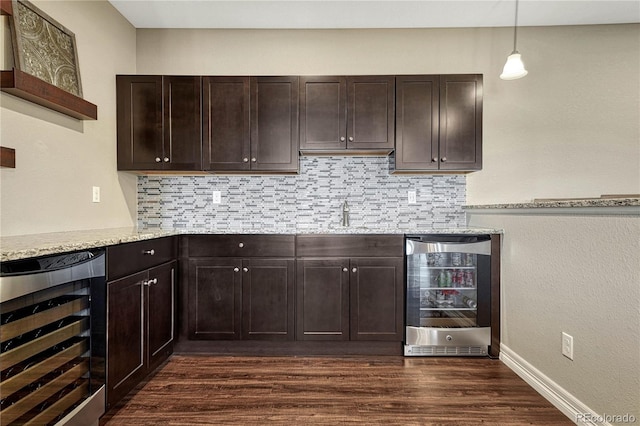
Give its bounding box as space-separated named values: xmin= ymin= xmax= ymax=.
xmin=108 ymin=0 xmax=640 ymax=29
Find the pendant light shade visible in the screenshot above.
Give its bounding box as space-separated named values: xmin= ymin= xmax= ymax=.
xmin=500 ymin=52 xmax=528 ymax=80
xmin=500 ymin=0 xmax=528 ymax=80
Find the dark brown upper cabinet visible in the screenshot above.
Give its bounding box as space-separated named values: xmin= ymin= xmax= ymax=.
xmin=300 ymin=76 xmax=395 ymax=154
xmin=203 ymin=76 xmax=299 ymax=173
xmin=202 ymin=76 xmax=250 ymax=171
xmin=117 ymin=75 xmax=202 ymax=171
xmin=394 ymin=74 xmax=482 ymax=172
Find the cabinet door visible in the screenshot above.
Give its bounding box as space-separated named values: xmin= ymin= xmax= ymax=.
xmin=346 ymin=76 xmax=395 ymax=150
xmin=296 ymin=259 xmax=350 ymax=341
xmin=438 ymin=74 xmax=483 ymax=171
xmin=242 ymin=258 xmax=295 ymax=340
xmin=116 ymin=75 xmax=163 ymax=170
xmin=202 ymin=76 xmax=250 ymax=171
xmin=395 ymin=75 xmax=440 ymax=171
xmin=188 ymin=258 xmax=242 ymax=340
xmin=299 ymin=76 xmax=347 ymax=150
xmin=163 ymin=76 xmax=202 ymax=171
xmin=350 ymin=258 xmax=404 ymax=341
xmin=147 ymin=261 xmax=175 ymax=369
xmin=107 ymin=270 xmax=146 ymax=408
xmin=251 ymin=76 xmax=299 ymax=172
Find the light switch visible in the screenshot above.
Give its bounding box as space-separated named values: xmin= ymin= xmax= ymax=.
xmin=92 ymin=186 xmax=100 ymax=203
xmin=408 ymin=190 xmax=417 ymax=204
xmin=212 ymin=190 xmax=221 ymax=204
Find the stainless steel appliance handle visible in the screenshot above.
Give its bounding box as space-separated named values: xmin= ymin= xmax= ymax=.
xmin=0 ymin=252 xmax=105 ymax=303
xmin=406 ymin=239 xmax=491 ymax=256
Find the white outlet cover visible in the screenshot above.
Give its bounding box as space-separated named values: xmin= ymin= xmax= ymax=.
xmin=212 ymin=190 xmax=221 ymax=204
xmin=562 ymin=332 xmax=574 ymax=360
xmin=92 ymin=186 xmax=100 ymax=203
xmin=408 ymin=190 xmax=417 ymax=204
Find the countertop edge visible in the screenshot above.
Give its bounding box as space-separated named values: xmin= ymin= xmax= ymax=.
xmin=1 ymin=227 xmax=503 ymax=262
xmin=464 ymin=197 xmax=640 ymax=211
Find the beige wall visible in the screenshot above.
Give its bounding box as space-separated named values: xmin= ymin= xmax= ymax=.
xmin=136 ymin=24 xmax=640 ymax=205
xmin=0 ymin=0 xmax=137 ymax=237
xmin=468 ymin=211 xmax=640 ymax=422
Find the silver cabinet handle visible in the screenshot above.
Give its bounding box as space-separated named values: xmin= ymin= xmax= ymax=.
xmin=243 ymin=158 xmax=249 ymax=163
xmin=243 ymin=267 xmax=249 ymax=272
xmin=348 ymin=137 xmax=354 ymax=142
xmin=441 ymin=157 xmax=447 ymax=162
xmin=432 ymin=157 xmax=438 ymax=162
xmin=144 ymin=278 xmax=157 ymax=286
xmin=251 ymin=158 xmax=257 ymax=163
xmin=238 ymin=242 xmax=244 ymax=248
xmin=340 ymin=137 xmax=346 ymax=142
xmin=234 ymin=267 xmax=240 ymax=272
xmin=155 ymin=157 xmax=161 ymax=163
xmin=164 ymin=157 xmax=170 ymax=162
xmin=342 ymin=267 xmax=348 ymax=272
xmin=352 ymin=268 xmax=357 ymax=273
xmin=143 ymin=280 xmax=150 ymax=287
xmin=143 ymin=249 xmax=155 ymax=255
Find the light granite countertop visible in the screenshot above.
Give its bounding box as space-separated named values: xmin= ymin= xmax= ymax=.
xmin=464 ymin=197 xmax=639 ymax=210
xmin=0 ymin=226 xmax=502 ymax=262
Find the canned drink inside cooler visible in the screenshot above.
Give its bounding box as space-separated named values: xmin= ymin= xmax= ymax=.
xmin=464 ymin=253 xmax=474 ymax=267
xmin=464 ymin=270 xmax=474 ymax=287
xmin=455 ymin=270 xmax=464 ymax=286
xmin=451 ymin=252 xmax=461 ymax=266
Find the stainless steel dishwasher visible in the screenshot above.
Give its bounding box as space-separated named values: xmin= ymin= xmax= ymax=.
xmin=0 ymin=249 xmax=106 ymax=425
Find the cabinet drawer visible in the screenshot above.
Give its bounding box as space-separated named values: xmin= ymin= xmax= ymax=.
xmin=188 ymin=235 xmax=295 ymax=258
xmin=296 ymin=235 xmax=404 ymax=258
xmin=107 ymin=237 xmax=177 ymax=280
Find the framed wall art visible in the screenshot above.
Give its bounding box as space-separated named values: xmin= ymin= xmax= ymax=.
xmin=8 ymin=0 xmax=83 ymax=97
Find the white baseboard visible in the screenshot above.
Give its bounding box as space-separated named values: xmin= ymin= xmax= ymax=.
xmin=499 ymin=344 xmax=611 ymax=426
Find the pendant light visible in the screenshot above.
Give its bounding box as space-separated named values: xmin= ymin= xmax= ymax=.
xmin=500 ymin=0 xmax=528 ymax=80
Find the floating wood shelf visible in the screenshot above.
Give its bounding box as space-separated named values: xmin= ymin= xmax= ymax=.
xmin=1 ymin=2 xmax=97 ymax=120
xmin=0 ymin=146 xmax=16 ymax=168
xmin=1 ymin=69 xmax=97 ymax=120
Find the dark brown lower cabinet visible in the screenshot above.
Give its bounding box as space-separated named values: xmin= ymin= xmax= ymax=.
xmin=349 ymin=258 xmax=403 ymax=341
xmin=296 ymin=259 xmax=350 ymax=340
xmin=188 ymin=258 xmax=295 ymax=341
xmin=296 ymin=257 xmax=404 ymax=342
xmin=107 ymin=261 xmax=176 ymax=408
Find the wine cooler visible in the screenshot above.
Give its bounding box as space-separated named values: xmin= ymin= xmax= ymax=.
xmin=0 ymin=250 xmax=106 ymax=425
xmin=404 ymin=234 xmax=492 ymax=356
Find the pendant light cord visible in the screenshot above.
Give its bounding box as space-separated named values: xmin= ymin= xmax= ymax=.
xmin=513 ymin=0 xmax=520 ymax=53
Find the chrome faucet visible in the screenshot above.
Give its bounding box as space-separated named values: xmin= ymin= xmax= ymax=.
xmin=342 ymin=200 xmax=350 ymax=227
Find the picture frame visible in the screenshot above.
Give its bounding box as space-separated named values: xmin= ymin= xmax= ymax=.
xmin=8 ymin=0 xmax=83 ymax=97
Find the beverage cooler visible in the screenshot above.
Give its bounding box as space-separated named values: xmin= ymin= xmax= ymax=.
xmin=404 ymin=234 xmax=491 ymax=356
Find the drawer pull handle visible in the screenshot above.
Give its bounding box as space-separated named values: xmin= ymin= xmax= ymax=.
xmin=233 ymin=267 xmax=240 ymax=272
xmin=243 ymin=267 xmax=249 ymax=272
xmin=352 ymin=268 xmax=357 ymax=273
xmin=238 ymin=242 xmax=244 ymax=248
xmin=143 ymin=249 xmax=155 ymax=255
xmin=144 ymin=278 xmax=158 ymax=287
xmin=342 ymin=267 xmax=348 ymax=272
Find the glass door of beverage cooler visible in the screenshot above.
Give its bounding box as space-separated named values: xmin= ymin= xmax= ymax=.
xmin=404 ymin=235 xmax=491 ymax=356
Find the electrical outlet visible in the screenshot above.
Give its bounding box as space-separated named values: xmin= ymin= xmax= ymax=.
xmin=212 ymin=190 xmax=221 ymax=204
xmin=92 ymin=186 xmax=100 ymax=203
xmin=562 ymin=332 xmax=574 ymax=360
xmin=408 ymin=190 xmax=417 ymax=204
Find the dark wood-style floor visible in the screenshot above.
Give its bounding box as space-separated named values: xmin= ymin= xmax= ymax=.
xmin=101 ymin=355 xmax=572 ymax=425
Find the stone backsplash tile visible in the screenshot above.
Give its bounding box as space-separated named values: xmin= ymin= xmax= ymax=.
xmin=138 ymin=157 xmax=465 ymax=230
